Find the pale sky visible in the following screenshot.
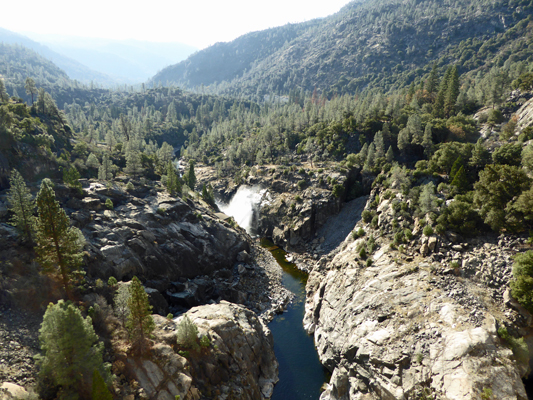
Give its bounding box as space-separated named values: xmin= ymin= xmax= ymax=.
xmin=4 ymin=0 xmax=354 ymax=49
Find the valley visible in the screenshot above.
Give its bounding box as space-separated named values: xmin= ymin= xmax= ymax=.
xmin=1 ymin=0 xmax=533 ymax=399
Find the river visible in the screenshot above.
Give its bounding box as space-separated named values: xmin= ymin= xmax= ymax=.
xmin=218 ymin=188 xmax=328 ymax=399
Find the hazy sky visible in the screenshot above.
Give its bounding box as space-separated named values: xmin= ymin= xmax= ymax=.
xmin=4 ymin=0 xmax=353 ymax=49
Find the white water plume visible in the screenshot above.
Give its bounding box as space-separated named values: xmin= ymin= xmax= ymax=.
xmin=217 ymin=186 xmax=267 ymax=234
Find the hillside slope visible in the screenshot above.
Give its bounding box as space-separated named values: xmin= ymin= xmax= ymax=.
xmin=0 ymin=28 xmax=116 ymax=86
xmin=152 ymin=0 xmax=533 ymax=99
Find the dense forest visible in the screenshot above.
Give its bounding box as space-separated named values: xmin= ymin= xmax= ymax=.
xmin=153 ymin=0 xmax=533 ymax=100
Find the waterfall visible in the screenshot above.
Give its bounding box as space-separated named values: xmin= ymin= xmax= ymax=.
xmin=217 ymin=186 xmax=268 ymax=235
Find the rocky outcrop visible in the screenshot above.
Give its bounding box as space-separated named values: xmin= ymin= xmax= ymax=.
xmin=303 ymin=194 xmax=532 ymax=400
xmin=124 ymin=302 xmax=278 ymax=400
xmin=196 ymin=164 xmax=348 ymax=248
xmin=62 ymin=181 xmax=250 ymax=282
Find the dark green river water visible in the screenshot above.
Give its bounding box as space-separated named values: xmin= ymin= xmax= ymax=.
xmin=261 ymin=239 xmax=329 ymax=400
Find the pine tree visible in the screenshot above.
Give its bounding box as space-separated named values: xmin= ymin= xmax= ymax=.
xmin=38 ymin=300 xmax=106 ymax=399
xmin=433 ymin=67 xmax=452 ymax=118
xmin=176 ymin=315 xmax=199 ymax=350
xmin=7 ymin=169 xmax=35 ymax=242
xmin=165 ymin=161 xmax=181 ymax=197
xmin=450 ymin=165 xmax=469 ymax=193
xmin=422 ymin=123 xmax=434 ymax=158
xmin=444 ymin=66 xmax=460 ymax=117
xmin=425 ymin=64 xmax=439 ymax=96
xmin=34 ymin=179 xmax=84 ymax=298
xmin=91 ymin=369 xmax=113 ymax=400
xmin=114 ymin=284 xmax=130 ymax=326
xmin=183 ymin=160 xmax=196 ymax=190
xmin=86 ymin=153 xmax=100 ymax=170
xmin=419 ymin=182 xmax=438 ymax=215
xmin=126 ymin=277 xmax=155 ymax=355
xmin=24 ymin=77 xmax=37 ymax=104
xmin=98 ymin=154 xmax=114 ymax=181
xmin=124 ymin=151 xmax=143 ymax=179
xmin=0 ymin=78 xmax=9 ymax=102
xmin=63 ymin=166 xmax=83 ymax=193
xmin=397 ymin=128 xmax=410 ymax=157
xmin=386 ymin=146 xmax=394 ymax=163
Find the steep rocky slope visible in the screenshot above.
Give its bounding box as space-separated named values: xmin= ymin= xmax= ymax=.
xmin=303 ymin=191 xmax=532 ymax=399
xmin=122 ymin=302 xmax=278 ymax=400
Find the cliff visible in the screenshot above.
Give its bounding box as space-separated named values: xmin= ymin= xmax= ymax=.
xmin=303 ymin=192 xmax=532 ymax=399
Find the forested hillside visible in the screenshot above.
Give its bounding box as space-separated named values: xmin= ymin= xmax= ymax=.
xmin=152 ymin=0 xmax=533 ymax=100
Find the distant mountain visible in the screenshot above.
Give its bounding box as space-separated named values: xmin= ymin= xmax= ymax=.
xmin=0 ymin=28 xmax=116 ymax=86
xmin=151 ymin=0 xmax=533 ymax=99
xmin=24 ymin=34 xmax=198 ymax=84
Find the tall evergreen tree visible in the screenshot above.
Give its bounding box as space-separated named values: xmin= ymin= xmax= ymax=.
xmin=127 ymin=277 xmax=155 ymax=355
xmin=38 ymin=300 xmax=107 ymax=399
xmin=7 ymin=169 xmax=35 ymax=242
xmin=34 ymin=179 xmax=84 ymax=298
xmin=98 ymin=154 xmax=114 ymax=181
xmin=422 ymin=123 xmax=434 ymax=158
xmin=433 ymin=66 xmax=453 ymax=118
xmin=425 ymin=64 xmax=439 ymax=97
xmin=0 ymin=79 xmax=9 ymax=102
xmin=24 ymin=77 xmax=37 ymax=104
xmin=165 ymin=161 xmax=181 ymax=197
xmin=444 ymin=66 xmax=460 ymax=117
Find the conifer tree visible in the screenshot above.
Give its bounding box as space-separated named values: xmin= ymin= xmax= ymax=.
xmin=165 ymin=161 xmax=181 ymax=197
xmin=422 ymin=123 xmax=434 ymax=158
xmin=425 ymin=64 xmax=439 ymax=97
xmin=91 ymin=369 xmax=113 ymax=400
xmin=0 ymin=79 xmax=9 ymax=102
xmin=24 ymin=77 xmax=37 ymax=104
xmin=86 ymin=153 xmax=100 ymax=170
xmin=114 ymin=284 xmax=130 ymax=326
xmin=38 ymin=300 xmax=106 ymax=399
xmin=98 ymin=154 xmax=114 ymax=181
xmin=124 ymin=151 xmax=143 ymax=179
xmin=419 ymin=182 xmax=438 ymax=215
xmin=444 ymin=66 xmax=460 ymax=117
xmin=34 ymin=179 xmax=84 ymax=298
xmin=450 ymin=165 xmax=468 ymax=193
xmin=433 ymin=67 xmax=452 ymax=118
xmin=127 ymin=277 xmax=155 ymax=354
xmin=386 ymin=146 xmax=394 ymax=163
xmin=183 ymin=160 xmax=196 ymax=190
xmin=7 ymin=169 xmax=35 ymax=242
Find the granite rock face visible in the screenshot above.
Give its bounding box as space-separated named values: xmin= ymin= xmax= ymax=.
xmin=126 ymin=302 xmax=278 ymax=400
xmin=64 ymin=182 xmax=250 ymax=281
xmin=303 ymin=193 xmax=531 ymax=400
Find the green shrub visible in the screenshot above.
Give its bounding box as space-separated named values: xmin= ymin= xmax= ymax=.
xmin=510 ymin=251 xmax=533 ymax=313
xmin=199 ymin=335 xmax=211 ymax=348
xmin=359 ymin=247 xmax=367 ymax=259
xmin=404 ymin=229 xmax=413 ymax=241
xmin=332 ymin=184 xmax=345 ymax=198
xmin=126 ymin=181 xmax=134 ymax=191
xmin=176 ymin=315 xmax=199 ymax=350
xmin=166 ymin=313 xmax=174 ymax=320
xmin=366 ymin=259 xmax=373 ymax=267
xmin=371 ymin=215 xmax=379 ymax=229
xmin=480 ymin=388 xmax=493 ymax=400
xmin=423 ymin=225 xmax=434 ymax=236
xmin=297 ymin=179 xmax=307 ymax=190
xmin=105 ymin=198 xmax=113 ymax=210
xmin=498 ymin=326 xmax=530 ymax=369
xmin=394 ymin=231 xmax=403 ymax=245
xmin=107 ymin=276 xmax=117 ymax=287
xmin=362 ymin=209 xmax=373 ymax=223
xmin=352 ymin=227 xmax=365 ymax=240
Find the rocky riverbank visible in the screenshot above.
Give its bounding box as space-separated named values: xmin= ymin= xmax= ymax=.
xmin=0 ymin=178 xmax=292 ymax=399
xmin=303 ymin=191 xmax=533 ymax=399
